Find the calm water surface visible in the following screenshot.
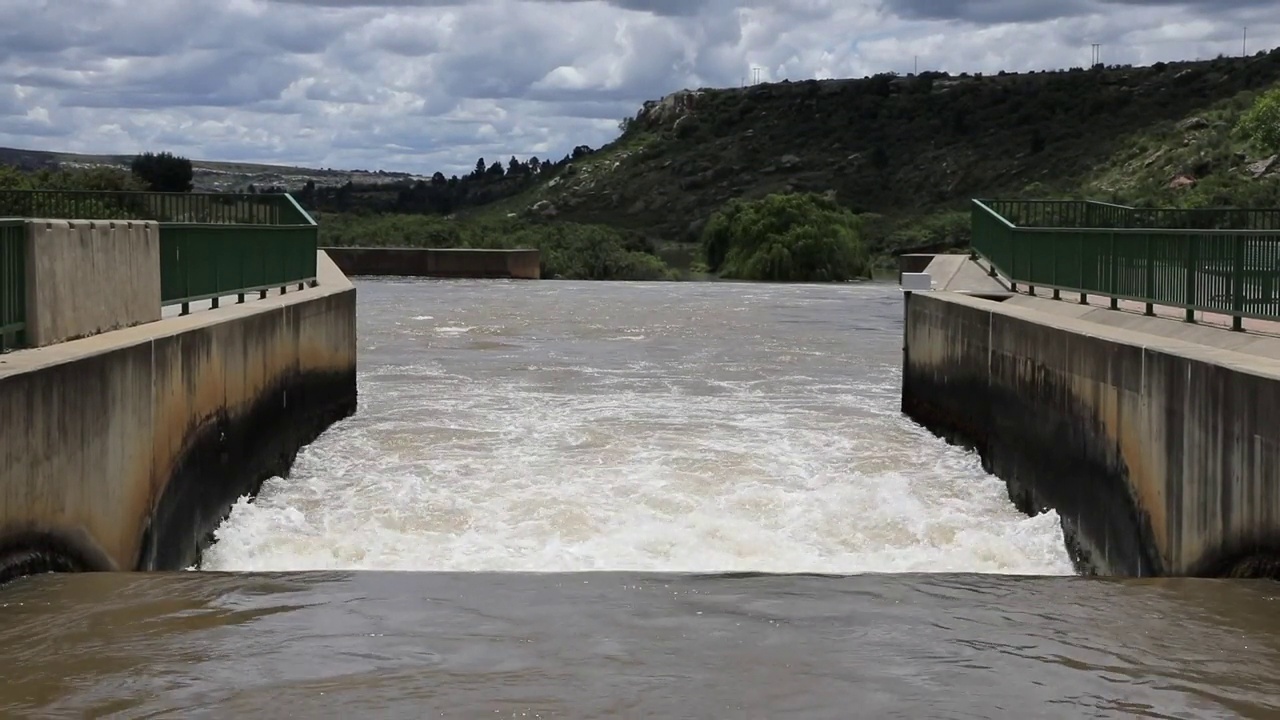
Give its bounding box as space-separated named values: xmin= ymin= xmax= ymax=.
xmin=1 ymin=279 xmax=1277 ymax=718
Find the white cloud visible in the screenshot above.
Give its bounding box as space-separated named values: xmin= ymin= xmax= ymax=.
xmin=0 ymin=0 xmax=1276 ymax=176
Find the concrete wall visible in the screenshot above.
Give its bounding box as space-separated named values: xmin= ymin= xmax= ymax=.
xmin=323 ymin=247 xmax=540 ymax=279
xmin=24 ymin=219 xmax=162 ymax=347
xmin=902 ymin=290 xmax=1280 ymax=577
xmin=0 ymin=251 xmax=357 ymax=582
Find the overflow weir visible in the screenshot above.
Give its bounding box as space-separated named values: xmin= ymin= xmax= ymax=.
xmin=901 ymin=200 xmax=1280 ymax=578
xmin=0 ymin=191 xmax=357 ymax=583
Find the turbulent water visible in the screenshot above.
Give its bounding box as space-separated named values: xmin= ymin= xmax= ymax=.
xmin=201 ymin=278 xmax=1072 ymax=575
xmin=5 ymin=278 xmax=1280 ymax=718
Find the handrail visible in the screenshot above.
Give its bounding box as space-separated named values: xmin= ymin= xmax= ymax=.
xmin=971 ymin=199 xmax=1280 ymax=330
xmin=976 ymin=198 xmax=1280 ymax=231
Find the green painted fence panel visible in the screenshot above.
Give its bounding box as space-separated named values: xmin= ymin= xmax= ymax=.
xmin=159 ymin=224 xmax=318 ymax=306
xmin=0 ymin=219 xmax=23 ymax=351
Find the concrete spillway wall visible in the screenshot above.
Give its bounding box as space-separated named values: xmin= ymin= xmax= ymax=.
xmin=0 ymin=252 xmax=357 ymax=582
xmin=323 ymin=247 xmax=540 ymax=279
xmin=902 ymin=290 xmax=1280 ymax=578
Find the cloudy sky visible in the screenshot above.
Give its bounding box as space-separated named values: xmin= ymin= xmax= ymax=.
xmin=1 ymin=0 xmax=1277 ymax=177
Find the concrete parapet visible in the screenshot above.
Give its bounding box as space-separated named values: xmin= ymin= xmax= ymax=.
xmin=0 ymin=251 xmax=357 ymax=582
xmin=24 ymin=219 xmax=161 ymax=347
xmin=902 ymin=290 xmax=1280 ymax=577
xmin=323 ymin=247 xmax=540 ymax=279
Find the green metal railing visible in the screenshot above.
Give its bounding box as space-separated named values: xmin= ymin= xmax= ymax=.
xmin=0 ymin=190 xmax=313 ymax=225
xmin=972 ymin=199 xmax=1280 ymax=330
xmin=160 ymin=224 xmax=317 ymax=309
xmin=0 ymin=219 xmax=23 ymax=351
xmin=0 ymin=191 xmax=318 ymax=349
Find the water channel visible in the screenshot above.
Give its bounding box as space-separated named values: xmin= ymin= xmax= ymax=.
xmin=1 ymin=279 xmax=1276 ymax=718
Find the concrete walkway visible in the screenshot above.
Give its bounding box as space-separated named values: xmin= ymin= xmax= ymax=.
xmin=919 ymin=255 xmax=1280 ymax=360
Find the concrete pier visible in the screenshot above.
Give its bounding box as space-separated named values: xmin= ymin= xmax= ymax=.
xmin=0 ymin=252 xmax=357 ymax=582
xmin=902 ymin=254 xmax=1280 ymax=577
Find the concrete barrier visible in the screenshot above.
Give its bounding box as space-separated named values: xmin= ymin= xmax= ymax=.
xmin=902 ymin=289 xmax=1280 ymax=578
xmin=24 ymin=219 xmax=162 ymax=347
xmin=323 ymin=247 xmax=540 ymax=279
xmin=0 ymin=251 xmax=357 ymax=582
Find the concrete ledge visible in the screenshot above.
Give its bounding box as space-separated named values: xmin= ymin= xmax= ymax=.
xmin=0 ymin=251 xmax=357 ymax=582
xmin=902 ymin=290 xmax=1280 ymax=578
xmin=323 ymin=247 xmax=540 ymax=279
xmin=24 ymin=219 xmax=161 ymax=346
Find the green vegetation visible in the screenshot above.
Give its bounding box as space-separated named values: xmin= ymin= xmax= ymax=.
xmin=1236 ymin=87 xmax=1280 ymax=155
xmin=131 ymin=151 xmax=194 ymax=192
xmin=319 ymin=213 xmax=673 ymax=281
xmin=0 ymin=164 xmax=144 ymax=192
xmin=702 ymin=192 xmax=868 ymax=281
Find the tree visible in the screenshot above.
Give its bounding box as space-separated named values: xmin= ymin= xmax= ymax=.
xmin=130 ymin=151 xmax=193 ymax=192
xmin=1236 ymin=88 xmax=1280 ymax=155
xmin=701 ymin=191 xmax=869 ymax=282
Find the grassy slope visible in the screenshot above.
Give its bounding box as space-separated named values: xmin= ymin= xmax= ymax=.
xmin=457 ymin=50 xmax=1280 ymax=266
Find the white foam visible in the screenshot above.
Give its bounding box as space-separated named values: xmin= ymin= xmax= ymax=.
xmin=201 ymin=280 xmax=1074 ymax=575
xmin=202 ymin=379 xmax=1073 ymax=575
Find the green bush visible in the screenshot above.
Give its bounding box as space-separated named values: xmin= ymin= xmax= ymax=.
xmin=701 ymin=192 xmax=869 ymax=281
xmin=1236 ymin=87 xmax=1280 ymax=155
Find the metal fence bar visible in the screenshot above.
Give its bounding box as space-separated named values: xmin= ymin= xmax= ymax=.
xmin=0 ymin=219 xmax=23 ymax=351
xmin=972 ymin=200 xmax=1280 ymax=328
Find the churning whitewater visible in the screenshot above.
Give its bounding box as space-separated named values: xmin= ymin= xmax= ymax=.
xmin=201 ymin=279 xmax=1073 ymax=574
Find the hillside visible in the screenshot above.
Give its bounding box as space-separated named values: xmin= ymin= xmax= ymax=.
xmin=473 ymin=50 xmax=1280 ymax=257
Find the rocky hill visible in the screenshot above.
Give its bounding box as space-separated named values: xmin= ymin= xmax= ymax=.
xmin=488 ymin=49 xmax=1280 ymax=256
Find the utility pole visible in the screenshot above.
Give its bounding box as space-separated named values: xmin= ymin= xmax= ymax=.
xmin=1243 ymin=26 xmax=1248 ymax=57
xmin=914 ymin=55 xmax=918 ymax=75
xmin=1091 ymin=43 xmax=1101 ymax=67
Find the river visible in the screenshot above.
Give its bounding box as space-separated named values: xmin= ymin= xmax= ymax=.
xmin=1 ymin=278 xmax=1278 ymax=718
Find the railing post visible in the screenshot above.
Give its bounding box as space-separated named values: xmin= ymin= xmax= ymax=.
xmin=1109 ymin=231 xmax=1118 ymax=310
xmin=1144 ymin=233 xmax=1155 ymax=316
xmin=1184 ymin=235 xmax=1197 ymax=323
xmin=1232 ymin=235 xmax=1245 ymax=331
xmin=1053 ymin=242 xmax=1060 ymax=299
xmin=1009 ymin=230 xmax=1018 ymax=292
xmin=1078 ymin=232 xmax=1088 ymax=305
